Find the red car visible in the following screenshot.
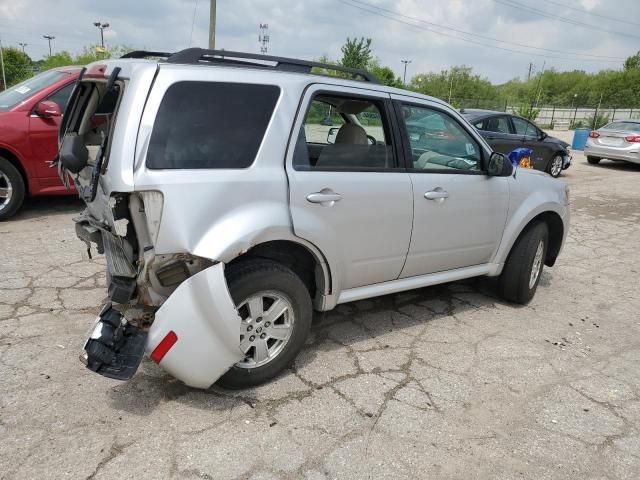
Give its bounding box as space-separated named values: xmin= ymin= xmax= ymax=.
xmin=0 ymin=66 xmax=81 ymax=220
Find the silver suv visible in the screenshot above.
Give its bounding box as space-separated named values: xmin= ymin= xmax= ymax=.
xmin=58 ymin=49 xmax=570 ymax=389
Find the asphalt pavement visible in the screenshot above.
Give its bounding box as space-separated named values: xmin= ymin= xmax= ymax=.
xmin=1 ymin=139 xmax=639 ymax=479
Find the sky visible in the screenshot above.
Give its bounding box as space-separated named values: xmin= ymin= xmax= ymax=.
xmin=0 ymin=0 xmax=638 ymax=84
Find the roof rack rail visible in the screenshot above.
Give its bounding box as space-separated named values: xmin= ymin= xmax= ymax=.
xmin=120 ymin=50 xmax=173 ymax=59
xmin=165 ymin=48 xmax=379 ymax=83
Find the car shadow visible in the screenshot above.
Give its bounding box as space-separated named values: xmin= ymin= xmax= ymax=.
xmin=585 ymin=160 xmax=640 ymax=172
xmin=9 ymin=195 xmax=83 ymax=222
xmin=106 ymin=274 xmax=536 ymax=416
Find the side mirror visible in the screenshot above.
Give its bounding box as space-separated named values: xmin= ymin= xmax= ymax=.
xmin=487 ymin=152 xmax=513 ymax=177
xmin=327 ymin=127 xmax=339 ymax=144
xmin=539 ymin=131 xmax=548 ymax=141
xmin=35 ymin=100 xmax=62 ymax=119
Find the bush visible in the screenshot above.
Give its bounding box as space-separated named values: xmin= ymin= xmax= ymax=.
xmin=514 ymin=104 xmax=540 ymax=121
xmin=585 ymin=112 xmax=609 ymax=129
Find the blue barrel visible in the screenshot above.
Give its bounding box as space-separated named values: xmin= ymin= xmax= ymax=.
xmin=572 ymin=128 xmax=591 ymax=150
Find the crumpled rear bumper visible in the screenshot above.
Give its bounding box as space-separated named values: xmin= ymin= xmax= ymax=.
xmin=82 ymin=263 xmax=243 ymax=389
xmin=145 ymin=263 xmax=243 ymax=389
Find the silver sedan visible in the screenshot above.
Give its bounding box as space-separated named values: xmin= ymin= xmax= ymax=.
xmin=584 ymin=119 xmax=640 ymax=165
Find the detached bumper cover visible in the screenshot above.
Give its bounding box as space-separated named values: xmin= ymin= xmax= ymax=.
xmin=146 ymin=263 xmax=243 ymax=389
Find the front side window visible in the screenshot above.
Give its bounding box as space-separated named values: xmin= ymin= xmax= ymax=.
xmin=147 ymin=82 xmax=280 ymax=169
xmin=512 ymin=117 xmax=538 ymax=137
xmin=400 ymin=104 xmax=482 ymax=172
xmin=294 ymin=94 xmax=395 ymax=170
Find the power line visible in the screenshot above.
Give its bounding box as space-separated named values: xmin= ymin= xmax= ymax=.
xmin=493 ymin=0 xmax=640 ymax=40
xmin=338 ymin=0 xmax=625 ymax=63
xmin=342 ymin=0 xmax=625 ymax=60
xmin=538 ymin=0 xmax=640 ymax=28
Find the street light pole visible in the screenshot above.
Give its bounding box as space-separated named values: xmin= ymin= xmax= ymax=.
xmin=209 ymin=0 xmax=217 ymax=49
xmin=19 ymin=43 xmax=27 ymax=54
xmin=401 ymin=59 xmax=411 ymax=86
xmin=43 ymin=35 xmax=55 ymax=56
xmin=93 ymin=22 xmax=110 ymax=49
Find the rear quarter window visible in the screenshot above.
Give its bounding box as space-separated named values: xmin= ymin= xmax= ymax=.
xmin=147 ymin=81 xmax=280 ymax=169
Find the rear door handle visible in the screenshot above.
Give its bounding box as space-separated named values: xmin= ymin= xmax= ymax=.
xmin=424 ymin=190 xmax=449 ymax=200
xmin=306 ymin=190 xmax=342 ymax=204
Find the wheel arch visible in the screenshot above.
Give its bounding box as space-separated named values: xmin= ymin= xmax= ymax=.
xmin=0 ymin=146 xmax=29 ymax=193
xmin=226 ymin=239 xmax=332 ymax=309
xmin=493 ymin=199 xmax=567 ymax=275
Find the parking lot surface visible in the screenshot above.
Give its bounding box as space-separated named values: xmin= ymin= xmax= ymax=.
xmin=1 ymin=139 xmax=640 ymax=479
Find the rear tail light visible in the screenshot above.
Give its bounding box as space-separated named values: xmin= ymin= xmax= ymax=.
xmin=624 ymin=135 xmax=640 ymax=143
xmin=150 ymin=331 xmax=178 ymax=363
xmin=589 ymin=131 xmax=600 ymax=138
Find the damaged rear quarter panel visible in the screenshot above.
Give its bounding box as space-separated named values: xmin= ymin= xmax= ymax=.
xmin=146 ymin=263 xmax=243 ymax=388
xmin=132 ymin=67 xmax=306 ymax=262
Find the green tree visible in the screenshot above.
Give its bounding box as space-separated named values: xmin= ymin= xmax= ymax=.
xmin=368 ymin=60 xmax=402 ymax=88
xmin=1 ymin=47 xmax=32 ymax=88
xmin=39 ymin=51 xmax=74 ymax=71
xmin=340 ymin=37 xmax=372 ymax=70
xmin=624 ymin=51 xmax=640 ymax=71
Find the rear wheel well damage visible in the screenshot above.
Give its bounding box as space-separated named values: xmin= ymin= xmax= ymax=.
xmin=226 ymin=240 xmax=328 ymax=305
xmin=0 ymin=148 xmax=28 ymax=193
xmin=524 ymin=211 xmax=564 ymax=267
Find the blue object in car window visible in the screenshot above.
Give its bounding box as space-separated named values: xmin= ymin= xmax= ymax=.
xmin=508 ymin=147 xmax=533 ymax=167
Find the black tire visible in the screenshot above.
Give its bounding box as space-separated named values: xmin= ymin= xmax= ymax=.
xmin=0 ymin=157 xmax=26 ymax=221
xmin=498 ymin=222 xmax=549 ymax=305
xmin=587 ymin=156 xmax=601 ymax=165
xmin=547 ymin=154 xmax=563 ymax=178
xmin=217 ymin=259 xmax=312 ymax=389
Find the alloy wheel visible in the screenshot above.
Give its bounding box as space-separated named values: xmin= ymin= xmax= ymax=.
xmin=529 ymin=240 xmax=544 ymax=289
xmin=0 ymin=171 xmax=13 ymax=211
xmin=550 ymin=156 xmax=563 ymax=177
xmin=236 ymin=290 xmax=295 ymax=369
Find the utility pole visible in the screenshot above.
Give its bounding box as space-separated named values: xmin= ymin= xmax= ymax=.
xmin=209 ymin=0 xmax=216 ymax=49
xmin=19 ymin=42 xmax=27 ymax=54
xmin=448 ymin=70 xmax=455 ymax=104
xmin=527 ymin=62 xmax=533 ymax=81
xmin=258 ymin=24 xmax=269 ymax=54
xmin=401 ymin=59 xmax=411 ymax=86
xmin=43 ymin=35 xmax=55 ymax=56
xmin=0 ymin=35 xmax=6 ymax=91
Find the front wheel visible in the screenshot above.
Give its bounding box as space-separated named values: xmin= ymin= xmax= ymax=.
xmin=0 ymin=157 xmax=26 ymax=221
xmin=587 ymin=156 xmax=601 ymax=165
xmin=498 ymin=222 xmax=549 ymax=304
xmin=217 ymin=260 xmax=312 ymax=389
xmin=548 ymin=154 xmax=563 ymax=178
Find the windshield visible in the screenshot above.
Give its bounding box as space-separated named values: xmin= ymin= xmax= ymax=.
xmin=601 ymin=121 xmax=640 ymax=133
xmin=0 ymin=70 xmax=68 ymax=111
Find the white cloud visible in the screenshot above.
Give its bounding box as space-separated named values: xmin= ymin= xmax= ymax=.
xmin=0 ymin=0 xmax=636 ymax=83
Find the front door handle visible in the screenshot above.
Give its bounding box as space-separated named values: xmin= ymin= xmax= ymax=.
xmin=424 ymin=190 xmax=449 ymax=200
xmin=306 ymin=190 xmax=342 ymax=204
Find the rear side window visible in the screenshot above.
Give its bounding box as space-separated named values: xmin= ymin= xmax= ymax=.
xmin=147 ymin=82 xmax=280 ymax=169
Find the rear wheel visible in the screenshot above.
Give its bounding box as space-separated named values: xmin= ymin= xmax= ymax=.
xmin=217 ymin=259 xmax=312 ymax=389
xmin=548 ymin=154 xmax=563 ymax=178
xmin=0 ymin=157 xmax=26 ymax=221
xmin=498 ymin=222 xmax=548 ymax=304
xmin=587 ymin=156 xmax=601 ymax=165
